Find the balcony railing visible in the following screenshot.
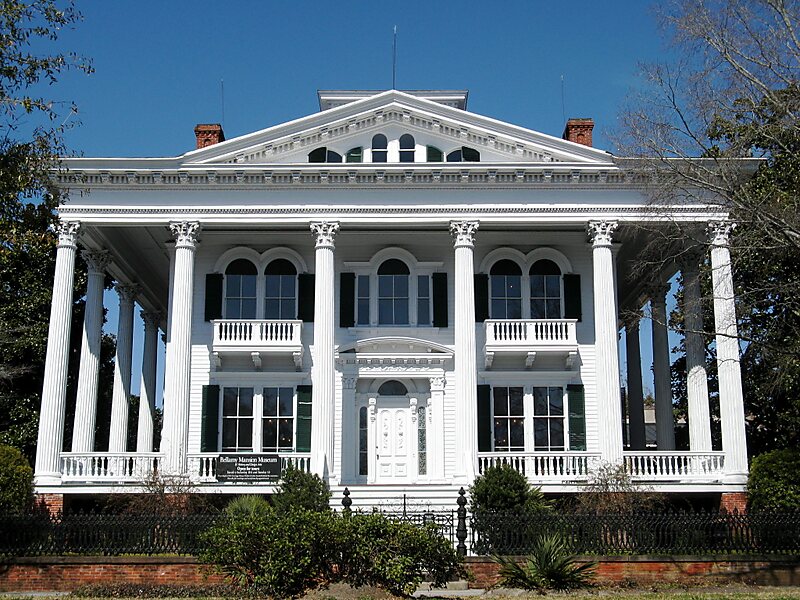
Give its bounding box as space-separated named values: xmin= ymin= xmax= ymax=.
xmin=484 ymin=319 xmax=578 ymax=368
xmin=478 ymin=452 xmax=602 ymax=481
xmin=212 ymin=319 xmax=302 ymax=349
xmin=61 ymin=453 xmax=162 ymax=483
xmin=623 ymin=451 xmax=726 ymax=481
xmin=187 ymin=452 xmax=311 ymax=483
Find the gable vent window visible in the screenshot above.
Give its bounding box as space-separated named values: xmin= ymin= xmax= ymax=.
xmin=308 ymin=147 xmax=342 ymax=163
xmin=399 ymin=134 xmax=415 ymax=163
xmin=446 ymin=146 xmax=480 ymax=162
xmin=346 ymin=146 xmax=363 ymax=163
xmin=426 ymin=146 xmax=443 ymax=162
xmin=371 ymin=134 xmax=388 ymax=163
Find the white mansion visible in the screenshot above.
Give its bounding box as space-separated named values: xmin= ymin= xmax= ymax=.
xmin=34 ymin=90 xmax=749 ymax=510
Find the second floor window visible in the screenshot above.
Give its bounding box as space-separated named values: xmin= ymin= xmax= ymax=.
xmin=378 ymin=259 xmax=409 ymax=325
xmin=530 ymin=259 xmax=562 ymax=319
xmin=225 ymin=259 xmax=257 ymax=319
xmin=490 ymin=260 xmax=522 ymax=319
xmin=265 ymin=259 xmax=297 ymax=320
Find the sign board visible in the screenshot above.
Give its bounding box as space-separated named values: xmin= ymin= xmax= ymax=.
xmin=216 ymin=454 xmax=281 ymax=482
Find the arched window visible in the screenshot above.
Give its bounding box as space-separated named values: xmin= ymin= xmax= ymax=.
xmin=377 ymin=258 xmax=409 ymax=325
xmin=308 ymin=147 xmax=342 ymax=163
xmin=371 ymin=134 xmax=388 ymax=163
xmin=446 ymin=146 xmax=480 ymax=162
xmin=399 ymin=134 xmax=415 ymax=162
xmin=378 ymin=380 xmax=408 ymax=395
xmin=225 ymin=259 xmax=257 ymax=319
xmin=490 ymin=260 xmax=522 ymax=319
xmin=530 ymin=259 xmax=562 ymax=319
xmin=346 ymin=146 xmax=363 ymax=163
xmin=426 ymin=146 xmax=443 ymax=162
xmin=264 ymin=259 xmax=297 ymax=320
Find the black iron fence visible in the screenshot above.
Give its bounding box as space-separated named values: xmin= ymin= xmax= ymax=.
xmin=470 ymin=511 xmax=800 ymax=555
xmin=0 ymin=513 xmax=219 ymax=557
xmin=378 ymin=510 xmax=456 ymax=544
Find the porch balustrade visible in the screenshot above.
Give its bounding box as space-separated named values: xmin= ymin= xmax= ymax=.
xmin=485 ymin=319 xmax=577 ymax=346
xmin=60 ymin=453 xmax=162 ymax=483
xmin=187 ymin=452 xmax=311 ymax=483
xmin=478 ymin=452 xmax=602 ymax=481
xmin=623 ymin=451 xmax=725 ymax=480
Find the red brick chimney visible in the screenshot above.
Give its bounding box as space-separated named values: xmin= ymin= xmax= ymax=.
xmin=194 ymin=123 xmax=225 ymax=149
xmin=562 ymin=118 xmax=594 ymax=147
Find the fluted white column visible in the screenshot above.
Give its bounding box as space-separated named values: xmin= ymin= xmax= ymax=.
xmin=34 ymin=220 xmax=80 ymax=485
xmin=682 ymin=254 xmax=712 ymax=451
xmin=310 ymin=221 xmax=339 ymax=480
xmin=451 ymin=220 xmax=479 ymax=480
xmin=72 ymin=249 xmax=110 ymax=452
xmin=650 ymin=284 xmax=675 ymax=451
xmin=588 ymin=221 xmax=623 ymax=463
xmin=161 ymin=221 xmax=200 ymax=474
xmin=108 ymin=283 xmax=138 ymax=453
xmin=624 ymin=315 xmax=646 ymax=450
xmin=136 ymin=311 xmax=161 ymax=453
xmin=708 ymin=221 xmax=748 ymax=481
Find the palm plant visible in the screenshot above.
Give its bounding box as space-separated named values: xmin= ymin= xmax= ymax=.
xmin=493 ymin=533 xmax=595 ymax=591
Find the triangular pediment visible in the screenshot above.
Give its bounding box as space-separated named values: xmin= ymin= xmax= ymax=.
xmin=179 ymin=90 xmax=614 ymax=167
xmin=337 ymin=336 xmax=453 ymax=357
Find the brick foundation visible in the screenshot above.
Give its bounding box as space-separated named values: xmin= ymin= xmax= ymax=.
xmin=0 ymin=557 xmax=225 ymax=592
xmin=720 ymin=492 xmax=748 ymax=514
xmin=35 ymin=494 xmax=63 ymax=517
xmin=466 ymin=556 xmax=800 ymax=588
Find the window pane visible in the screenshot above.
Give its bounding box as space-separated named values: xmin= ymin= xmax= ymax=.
xmin=491 ymin=300 xmax=506 ymax=319
xmin=494 ymin=419 xmax=509 ymax=448
xmin=264 ymin=388 xmax=277 ymax=416
xmin=357 ymin=299 xmax=370 ymax=324
xmin=225 ymin=299 xmax=240 ymax=319
xmin=226 ymin=275 xmax=240 ymax=296
xmin=549 ymin=388 xmax=564 ymax=416
xmin=418 ymin=299 xmax=430 ymax=325
xmin=263 ymin=419 xmax=277 ymax=449
xmin=359 ymin=406 xmax=367 ymax=428
xmin=418 ymin=275 xmax=429 ymax=296
xmin=241 ymin=299 xmax=256 ymax=319
xmin=494 ymin=388 xmax=508 ymax=416
xmin=394 ymin=299 xmax=409 ymax=324
xmin=530 ymin=275 xmax=544 ymax=297
xmin=546 ymin=300 xmax=560 ymax=318
xmin=534 ymin=388 xmax=548 ymax=415
xmin=239 ymin=388 xmax=254 ymax=416
xmin=279 ymin=419 xmax=293 ymax=449
xmin=358 ymin=275 xmax=369 ymax=296
xmin=241 ymin=275 xmax=256 ymax=297
xmin=507 ymin=299 xmax=522 ymax=319
xmin=507 ymin=276 xmax=521 ymax=297
xmin=534 ymin=419 xmax=548 ymax=447
xmin=223 ymin=388 xmax=238 ymax=416
xmin=510 ymin=419 xmax=525 ymax=448
xmin=222 ymin=422 xmax=236 ymax=448
xmin=279 ymin=388 xmax=293 ymax=416
xmin=491 ymin=276 xmax=506 ymax=297
xmin=281 ymin=299 xmax=294 ymax=318
xmin=265 ymin=275 xmax=280 ymax=297
xmin=282 ymin=275 xmax=296 ymax=297
xmin=238 ymin=419 xmax=252 ymax=448
xmin=546 ymin=275 xmax=560 ymax=296
xmin=399 ymin=150 xmax=414 ymax=162
xmin=265 ymin=299 xmax=280 ymax=320
xmin=509 ymin=388 xmax=524 ymax=415
xmin=378 ymin=275 xmax=392 ymax=296
xmin=372 ymin=150 xmax=387 ymax=162
xmin=531 ymin=299 xmax=545 ymax=319
xmin=378 ymin=299 xmax=393 ymax=324
xmin=395 ymin=275 xmax=408 ymax=296
xmin=550 ymin=420 xmax=564 ymax=448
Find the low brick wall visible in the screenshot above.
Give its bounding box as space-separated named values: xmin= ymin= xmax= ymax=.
xmin=466 ymin=555 xmax=800 ymax=588
xmin=0 ymin=556 xmax=226 ymax=592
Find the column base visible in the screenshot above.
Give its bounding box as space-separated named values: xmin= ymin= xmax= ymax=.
xmin=36 ymin=493 xmax=64 ymax=516
xmin=720 ymin=492 xmax=748 ymax=514
xmin=722 ymin=471 xmax=748 ymax=485
xmin=34 ymin=473 xmax=62 ymax=487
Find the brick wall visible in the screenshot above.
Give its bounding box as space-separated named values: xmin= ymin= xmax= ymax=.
xmin=720 ymin=492 xmax=748 ymax=514
xmin=35 ymin=494 xmax=63 ymax=517
xmin=466 ymin=556 xmax=800 ymax=588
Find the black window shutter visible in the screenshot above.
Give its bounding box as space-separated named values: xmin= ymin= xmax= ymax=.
xmin=477 ymin=384 xmax=492 ymax=452
xmin=297 ymin=273 xmax=315 ymax=322
xmin=339 ymin=273 xmax=355 ymax=328
xmin=474 ymin=274 xmax=489 ymax=322
xmin=201 ymin=385 xmax=220 ymax=452
xmin=567 ymin=384 xmax=586 ymax=451
xmin=563 ymin=274 xmax=582 ymax=321
xmin=204 ymin=273 xmax=223 ymax=321
xmin=296 ymin=385 xmax=313 ymax=453
xmin=432 ymin=272 xmax=448 ymax=328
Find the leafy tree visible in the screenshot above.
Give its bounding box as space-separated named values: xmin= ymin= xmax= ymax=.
xmin=0 ymin=1 xmax=96 ymax=461
xmin=617 ymin=0 xmax=800 ymax=456
xmin=748 ymin=448 xmax=800 ymax=512
xmin=271 ymin=463 xmax=331 ymax=513
xmin=469 ymin=464 xmax=551 ymax=514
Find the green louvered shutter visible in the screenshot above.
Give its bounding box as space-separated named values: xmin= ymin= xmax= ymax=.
xmin=201 ymin=385 xmax=220 ymax=452
xmin=339 ymin=273 xmax=355 ymax=328
xmin=297 ymin=273 xmax=315 ymax=322
xmin=567 ymin=384 xmax=586 ymax=451
xmin=204 ymin=274 xmax=223 ymax=321
xmin=563 ymin=274 xmax=582 ymax=321
xmin=296 ymin=385 xmax=312 ymax=453
xmin=477 ymin=384 xmax=492 ymax=452
xmin=432 ymin=272 xmax=448 ymax=328
xmin=474 ymin=274 xmax=489 ymax=322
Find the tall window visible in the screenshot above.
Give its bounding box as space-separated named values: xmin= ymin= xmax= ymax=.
xmin=225 ymin=259 xmax=257 ymax=319
xmin=356 ymin=275 xmax=370 ymax=325
xmin=533 ymin=386 xmax=565 ymax=451
xmin=417 ymin=405 xmax=427 ymax=475
xmin=377 ymin=259 xmax=409 ymax=325
xmin=262 ymin=387 xmax=294 ymax=452
xmin=530 ymin=260 xmax=562 ymax=319
xmin=371 ymin=134 xmax=388 ymax=162
xmin=399 ymin=134 xmax=415 ymax=162
xmin=264 ymin=259 xmax=297 ymax=319
xmin=493 ymin=387 xmax=524 ymax=451
xmin=490 ymin=260 xmax=522 ymax=319
xmin=417 ymin=275 xmax=431 ymax=326
xmin=358 ymin=406 xmax=368 ymax=476
xmin=222 ymin=387 xmax=254 ymax=452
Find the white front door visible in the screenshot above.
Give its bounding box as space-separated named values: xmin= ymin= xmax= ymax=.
xmin=374 ymin=396 xmax=411 ymax=483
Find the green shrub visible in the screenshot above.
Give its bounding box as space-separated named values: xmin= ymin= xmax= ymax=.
xmin=494 ymin=533 xmax=595 ymax=591
xmin=748 ymin=448 xmax=800 ymax=511
xmin=271 ymin=463 xmax=331 ymax=513
xmin=0 ymin=445 xmax=33 ymax=515
xmin=224 ymin=494 xmax=270 ymax=519
xmin=469 ymin=464 xmax=551 ymax=514
xmin=200 ymin=505 xmax=461 ymax=598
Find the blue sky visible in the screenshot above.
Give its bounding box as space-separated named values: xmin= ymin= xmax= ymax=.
xmin=43 ymin=1 xmax=679 ymax=403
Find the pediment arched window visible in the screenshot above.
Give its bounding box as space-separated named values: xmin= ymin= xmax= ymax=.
xmin=225 ymin=259 xmax=258 ymax=319
xmin=490 ymin=259 xmax=522 ymax=319
xmin=530 ymin=259 xmax=562 ymax=319
xmin=264 ymin=259 xmax=297 ymax=320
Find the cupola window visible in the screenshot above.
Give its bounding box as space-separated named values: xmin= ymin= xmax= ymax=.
xmin=371 ymin=134 xmax=388 ymax=163
xmin=399 ymin=134 xmax=415 ymax=163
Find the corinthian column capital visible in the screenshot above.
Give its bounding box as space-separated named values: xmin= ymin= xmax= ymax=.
xmin=82 ymin=249 xmax=111 ymax=275
xmin=169 ymin=221 xmax=201 ymax=248
xmin=310 ymin=221 xmax=340 ymax=248
xmin=708 ymin=219 xmax=735 ymax=246
xmin=115 ymin=283 xmax=140 ymax=304
xmin=140 ymin=310 xmax=163 ymax=329
xmin=587 ymin=220 xmax=618 ymax=247
xmin=55 ymin=220 xmax=81 ymax=248
xmin=449 ymin=220 xmax=479 ymax=248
